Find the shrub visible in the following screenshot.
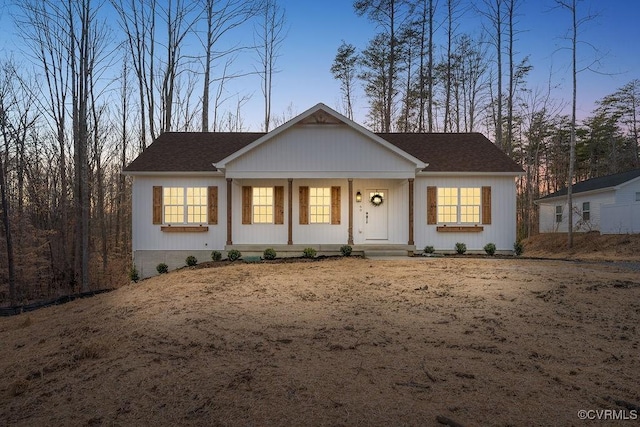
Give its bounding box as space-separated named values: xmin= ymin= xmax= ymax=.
xmin=263 ymin=248 xmax=277 ymax=260
xmin=484 ymin=243 xmax=496 ymax=256
xmin=211 ymin=250 xmax=222 ymax=261
xmin=340 ymin=245 xmax=352 ymax=257
xmin=455 ymin=242 xmax=467 ymax=255
xmin=156 ymin=263 xmax=169 ymax=274
xmin=514 ymin=240 xmax=524 ymax=256
xmin=302 ymin=247 xmax=317 ymax=258
xmin=185 ymin=255 xmax=198 ymax=267
xmin=424 ymin=245 xmax=435 ymax=254
xmin=129 ymin=266 xmax=139 ymax=283
xmin=227 ymin=249 xmax=242 ymax=261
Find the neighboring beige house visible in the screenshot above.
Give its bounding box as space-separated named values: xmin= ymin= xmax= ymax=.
xmin=536 ymin=168 xmax=640 ymax=234
xmin=123 ymin=103 xmax=523 ymax=277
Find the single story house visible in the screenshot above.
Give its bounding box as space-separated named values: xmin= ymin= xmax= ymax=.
xmin=123 ymin=103 xmax=523 ymax=277
xmin=536 ymin=168 xmax=640 ymax=234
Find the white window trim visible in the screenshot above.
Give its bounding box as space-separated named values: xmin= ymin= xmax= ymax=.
xmin=163 ymin=187 xmax=207 ymax=224
xmin=437 ymin=187 xmax=481 ymax=224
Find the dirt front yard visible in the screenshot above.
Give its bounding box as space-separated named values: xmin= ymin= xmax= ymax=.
xmin=1 ymin=257 xmax=639 ymax=426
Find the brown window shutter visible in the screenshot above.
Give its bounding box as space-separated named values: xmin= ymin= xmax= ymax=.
xmin=242 ymin=186 xmax=252 ymax=224
xmin=153 ymin=186 xmax=163 ymax=224
xmin=482 ymin=186 xmax=492 ymax=224
xmin=299 ymin=186 xmax=309 ymax=224
xmin=331 ymin=186 xmax=341 ymax=225
xmin=427 ymin=186 xmax=437 ymax=224
xmin=274 ymin=186 xmax=284 ymax=224
xmin=208 ymin=186 xmax=218 ymax=224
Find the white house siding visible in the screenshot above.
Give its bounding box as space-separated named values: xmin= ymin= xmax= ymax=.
xmin=224 ymin=125 xmax=417 ymax=179
xmin=538 ymin=191 xmax=615 ymax=233
xmin=414 ymin=175 xmax=518 ymax=252
xmin=601 ymin=203 xmax=640 ymax=233
xmin=601 ymin=178 xmax=640 ymax=233
xmin=614 ymin=177 xmax=640 ymax=203
xmin=132 ymin=175 xmax=227 ymax=277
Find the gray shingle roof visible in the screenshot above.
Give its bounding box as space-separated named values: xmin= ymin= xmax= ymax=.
xmin=123 ymin=131 xmax=523 ymax=174
xmin=538 ymin=168 xmax=640 ymax=200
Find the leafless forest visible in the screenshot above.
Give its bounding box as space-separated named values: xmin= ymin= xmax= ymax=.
xmin=1 ymin=0 xmax=638 ymax=305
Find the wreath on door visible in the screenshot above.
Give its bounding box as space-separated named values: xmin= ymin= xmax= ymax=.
xmin=370 ymin=193 xmax=384 ymax=207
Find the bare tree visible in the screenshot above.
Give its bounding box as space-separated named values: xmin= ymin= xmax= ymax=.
xmin=555 ymin=0 xmax=598 ymax=248
xmin=479 ymin=0 xmax=505 ymax=150
xmin=413 ymin=0 xmax=437 ymax=132
xmin=200 ymin=0 xmax=258 ymax=132
xmin=255 ymin=0 xmax=286 ymax=132
xmin=331 ymin=41 xmax=359 ymax=120
xmin=355 ymin=0 xmax=411 ymax=132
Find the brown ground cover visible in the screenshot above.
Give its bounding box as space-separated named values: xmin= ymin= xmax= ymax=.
xmin=522 ymin=232 xmax=640 ymax=261
xmin=1 ymin=251 xmax=639 ymax=426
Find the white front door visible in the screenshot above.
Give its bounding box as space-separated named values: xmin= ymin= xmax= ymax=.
xmin=364 ymin=189 xmax=388 ymax=240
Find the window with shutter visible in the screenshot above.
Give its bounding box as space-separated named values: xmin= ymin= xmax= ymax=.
xmin=208 ymin=186 xmax=218 ymax=224
xmin=299 ymin=186 xmax=309 ymax=224
xmin=331 ymin=186 xmax=341 ymax=225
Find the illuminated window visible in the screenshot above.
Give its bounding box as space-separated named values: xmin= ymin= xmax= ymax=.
xmin=309 ymin=187 xmax=331 ymax=224
xmin=437 ymin=188 xmax=458 ymax=223
xmin=163 ymin=187 xmax=207 ymax=224
xmin=460 ymin=188 xmax=480 ymax=223
xmin=252 ymin=187 xmax=273 ymax=223
xmin=437 ymin=187 xmax=480 ymax=223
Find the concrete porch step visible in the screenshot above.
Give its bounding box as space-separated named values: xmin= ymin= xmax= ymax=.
xmin=364 ymin=249 xmax=411 ymax=258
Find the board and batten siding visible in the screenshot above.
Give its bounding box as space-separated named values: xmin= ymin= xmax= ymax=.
xmin=224 ymin=125 xmax=418 ymax=178
xmin=414 ymin=176 xmax=517 ymax=251
xmin=131 ymin=176 xmax=228 ymax=277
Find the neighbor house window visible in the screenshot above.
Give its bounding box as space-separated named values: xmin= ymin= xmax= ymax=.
xmin=309 ymin=187 xmax=331 ymax=224
xmin=252 ymin=187 xmax=274 ymax=223
xmin=636 ymin=192 xmax=640 ymax=202
xmin=163 ymin=187 xmax=207 ymax=224
xmin=582 ymin=202 xmax=590 ymax=221
xmin=555 ymin=205 xmax=563 ymax=223
xmin=437 ymin=187 xmax=480 ymax=223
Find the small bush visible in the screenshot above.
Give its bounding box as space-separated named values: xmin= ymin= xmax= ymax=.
xmin=302 ymin=247 xmax=317 ymax=258
xmin=514 ymin=240 xmax=524 ymax=256
xmin=263 ymin=248 xmax=277 ymax=260
xmin=129 ymin=266 xmax=139 ymax=283
xmin=424 ymin=245 xmax=435 ymax=254
xmin=211 ymin=250 xmax=222 ymax=261
xmin=455 ymin=242 xmax=467 ymax=255
xmin=156 ymin=263 xmax=169 ymax=274
xmin=484 ymin=243 xmax=496 ymax=256
xmin=227 ymin=249 xmax=242 ymax=261
xmin=340 ymin=245 xmax=352 ymax=257
xmin=186 ymin=256 xmax=198 ymax=267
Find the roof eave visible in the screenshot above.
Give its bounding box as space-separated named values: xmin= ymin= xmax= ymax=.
xmin=535 ymin=186 xmax=614 ymax=203
xmin=417 ymin=171 xmax=524 ymax=177
xmin=121 ymin=170 xmax=223 ymax=177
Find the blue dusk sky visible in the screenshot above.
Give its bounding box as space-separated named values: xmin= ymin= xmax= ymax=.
xmin=0 ymin=0 xmax=638 ymax=132
xmin=266 ymin=0 xmax=640 ymax=129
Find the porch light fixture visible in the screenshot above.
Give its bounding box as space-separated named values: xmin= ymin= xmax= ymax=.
xmin=356 ymin=191 xmax=362 ymax=202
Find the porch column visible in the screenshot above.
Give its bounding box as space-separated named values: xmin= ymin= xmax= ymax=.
xmin=348 ymin=179 xmax=354 ymax=245
xmin=408 ymin=178 xmax=414 ymax=246
xmin=226 ymin=178 xmax=233 ymax=245
xmin=288 ymin=178 xmax=293 ymax=245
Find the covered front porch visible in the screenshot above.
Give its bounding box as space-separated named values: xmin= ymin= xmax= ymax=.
xmin=225 ymin=177 xmax=417 ymax=251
